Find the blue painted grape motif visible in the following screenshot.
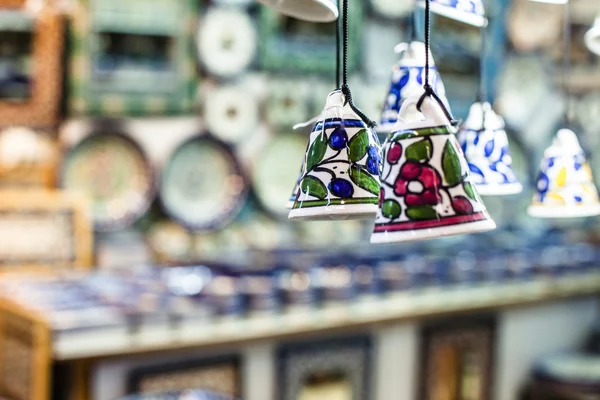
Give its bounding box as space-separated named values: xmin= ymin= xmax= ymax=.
xmin=329 ymin=178 xmax=354 ymax=198
xmin=328 ymin=126 xmax=348 ymax=150
xmin=366 ymin=145 xmax=382 ymax=175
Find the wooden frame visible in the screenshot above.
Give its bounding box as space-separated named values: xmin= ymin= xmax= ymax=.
xmin=419 ymin=316 xmax=496 ymax=400
xmin=127 ymin=355 xmax=242 ymax=397
xmin=277 ymin=336 xmax=371 ymax=400
xmin=0 ymin=190 xmax=93 ymax=274
xmin=0 ymin=0 xmax=64 ymax=128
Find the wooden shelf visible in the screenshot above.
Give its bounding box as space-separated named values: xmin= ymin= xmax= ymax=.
xmin=51 ymin=272 xmax=600 ymax=362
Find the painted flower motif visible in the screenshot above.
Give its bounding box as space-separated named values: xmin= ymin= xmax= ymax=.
xmin=536 ymin=172 xmax=550 ymax=200
xmin=393 ymin=160 xmax=443 ymax=206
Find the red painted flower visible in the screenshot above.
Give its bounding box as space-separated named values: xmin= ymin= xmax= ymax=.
xmin=451 ymin=196 xmax=474 ymax=215
xmin=394 ymin=160 xmax=443 ymax=207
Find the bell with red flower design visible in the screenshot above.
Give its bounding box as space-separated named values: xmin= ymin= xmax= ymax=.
xmin=371 ymin=93 xmax=496 ymax=243
xmin=289 ymin=90 xmax=382 ymax=221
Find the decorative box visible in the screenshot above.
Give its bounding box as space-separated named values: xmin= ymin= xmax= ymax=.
xmin=420 ymin=317 xmax=496 ymax=400
xmin=278 ymin=336 xmax=371 ymax=400
xmin=0 ymin=0 xmax=64 ymax=127
xmin=68 ymin=0 xmax=197 ymax=116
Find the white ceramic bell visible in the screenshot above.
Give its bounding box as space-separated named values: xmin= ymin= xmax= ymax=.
xmin=416 ymin=0 xmax=487 ymax=27
xmin=585 ymin=16 xmax=600 ymax=56
xmin=257 ymin=0 xmax=338 ymax=22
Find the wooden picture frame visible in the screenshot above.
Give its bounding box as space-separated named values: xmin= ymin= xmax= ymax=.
xmin=0 ymin=190 xmax=93 ymax=274
xmin=127 ymin=355 xmax=242 ymax=397
xmin=277 ymin=336 xmax=371 ymax=400
xmin=68 ymin=0 xmax=198 ymax=116
xmin=419 ymin=316 xmax=496 ymax=400
xmin=0 ymin=1 xmax=64 ymax=128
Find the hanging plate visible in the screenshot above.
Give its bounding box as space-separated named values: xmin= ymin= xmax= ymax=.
xmin=160 ymin=135 xmax=248 ymax=231
xmin=252 ymin=132 xmax=306 ymax=218
xmin=61 ymin=133 xmax=155 ymax=232
xmin=204 ymin=84 xmax=259 ymax=144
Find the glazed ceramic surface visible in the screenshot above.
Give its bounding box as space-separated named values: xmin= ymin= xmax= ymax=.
xmin=160 ymin=136 xmax=248 ymax=230
xmin=458 ymin=102 xmax=523 ymax=196
xmin=416 ymin=0 xmax=487 ymax=27
xmin=61 ymin=133 xmax=154 ymax=232
xmin=257 ymin=0 xmax=338 ymax=22
xmin=379 ymin=42 xmax=448 ymax=133
xmin=528 ymin=129 xmax=600 ymax=218
xmin=289 ymin=90 xmax=381 ymax=221
xmin=371 ymin=94 xmax=495 ymax=243
xmin=585 ymin=16 xmax=600 ymax=56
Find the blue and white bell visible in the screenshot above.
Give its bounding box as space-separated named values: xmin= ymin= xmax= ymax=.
xmin=378 ymin=41 xmax=448 ymax=134
xmin=458 ymin=102 xmax=523 ymax=196
xmin=416 ymin=0 xmax=487 ymax=27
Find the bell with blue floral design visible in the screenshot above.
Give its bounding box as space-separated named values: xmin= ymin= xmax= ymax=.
xmin=416 ymin=0 xmax=487 ymax=27
xmin=528 ymin=129 xmax=600 ymax=218
xmin=371 ymin=93 xmax=495 ymax=243
xmin=289 ymin=90 xmax=382 ymax=221
xmin=379 ymin=41 xmax=448 ymax=134
xmin=457 ymin=102 xmax=523 ymax=196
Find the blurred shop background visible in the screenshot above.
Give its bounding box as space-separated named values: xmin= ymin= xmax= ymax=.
xmin=0 ymin=0 xmax=600 ymax=399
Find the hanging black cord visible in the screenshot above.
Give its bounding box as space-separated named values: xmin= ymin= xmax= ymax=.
xmin=335 ymin=0 xmax=341 ymax=89
xmin=340 ymin=0 xmax=376 ymax=127
xmin=416 ymin=0 xmax=456 ymax=124
xmin=562 ymin=0 xmax=572 ymax=125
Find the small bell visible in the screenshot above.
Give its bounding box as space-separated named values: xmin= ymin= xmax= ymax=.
xmin=289 ymin=90 xmax=382 ymax=221
xmin=257 ymin=0 xmax=338 ymax=22
xmin=371 ymin=93 xmax=495 ymax=244
xmin=585 ymin=16 xmax=600 ymax=56
xmin=529 ymin=0 xmax=568 ymax=4
xmin=528 ymin=129 xmax=600 ymax=218
xmin=379 ymin=41 xmax=449 ymax=134
xmin=416 ymin=0 xmax=487 ymax=27
xmin=458 ymin=102 xmax=523 ymax=196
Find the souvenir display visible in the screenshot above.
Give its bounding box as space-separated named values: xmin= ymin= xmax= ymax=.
xmin=197 ymin=7 xmax=257 ymax=78
xmin=119 ymin=391 xmax=239 ymax=400
xmin=371 ymin=94 xmax=495 ymax=244
xmin=420 ymin=318 xmax=495 ymax=400
xmin=508 ymin=0 xmax=563 ymax=52
xmin=241 ymin=270 xmax=279 ymax=315
xmin=369 ymin=0 xmax=413 ymax=18
xmin=276 ymin=268 xmax=316 ymax=310
xmin=379 ymin=41 xmax=448 ymax=133
xmin=278 ymin=337 xmax=371 ymax=400
xmin=312 ymin=261 xmax=354 ymax=305
xmin=253 ymin=133 xmax=307 ymax=218
xmin=161 ymin=136 xmax=248 ymax=231
xmin=288 ymin=90 xmax=381 ymax=221
xmin=147 ymin=221 xmax=192 ymax=263
xmin=68 ymin=0 xmax=197 ymax=116
xmin=0 ymin=190 xmax=92 ymax=272
xmin=528 ymin=129 xmax=600 ymax=218
xmin=266 ymin=80 xmax=311 ymax=129
xmin=585 ymin=16 xmax=600 ymax=56
xmin=61 ymin=132 xmax=155 ymax=232
xmin=129 ymin=357 xmax=241 ymax=397
xmin=458 ymin=103 xmax=523 ymax=196
xmin=257 ymin=0 xmax=338 ymax=22
xmin=203 ymin=84 xmax=259 ymax=144
xmin=416 ymin=0 xmax=487 ymax=28
xmin=259 ymin=2 xmax=363 ymax=74
xmin=531 ymin=352 xmax=600 ymax=398
xmin=529 ymin=0 xmax=568 ymax=4
xmin=0 ymin=1 xmax=64 ymax=127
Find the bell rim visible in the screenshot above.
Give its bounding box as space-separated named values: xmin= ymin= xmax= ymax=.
xmin=258 ymin=0 xmax=339 ymax=22
xmin=416 ymin=0 xmax=488 ymax=27
xmin=476 ymin=182 xmax=523 ymax=196
xmin=527 ymin=203 xmax=600 ymax=219
xmin=288 ymin=202 xmax=377 ymax=221
xmin=370 ymin=217 xmax=496 ymax=244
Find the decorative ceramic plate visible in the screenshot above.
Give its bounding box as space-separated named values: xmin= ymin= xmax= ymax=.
xmin=204 ymin=84 xmax=259 ymax=144
xmin=252 ymin=133 xmax=306 ymax=218
xmin=61 ymin=133 xmax=154 ymax=232
xmin=196 ymin=8 xmax=257 ymax=78
xmin=160 ymin=136 xmax=248 ymax=231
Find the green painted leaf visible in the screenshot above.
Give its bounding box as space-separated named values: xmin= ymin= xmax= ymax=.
xmin=392 ymin=130 xmax=418 ymax=142
xmin=382 ymin=199 xmax=401 ymax=219
xmin=300 ymin=176 xmax=328 ymax=200
xmin=442 ymin=139 xmax=464 ymax=186
xmin=464 ymin=181 xmax=477 ymax=201
xmin=405 ymin=138 xmax=432 ymax=162
xmin=306 ymin=133 xmax=327 ymax=171
xmin=348 ymin=129 xmax=369 ymax=162
xmin=349 ymin=165 xmax=379 ymax=195
xmin=406 ymin=206 xmax=438 ymax=221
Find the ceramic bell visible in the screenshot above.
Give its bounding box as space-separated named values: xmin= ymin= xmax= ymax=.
xmin=379 ymin=41 xmax=449 ymax=134
xmin=257 ymin=0 xmax=338 ymax=22
xmin=371 ymin=93 xmax=495 ymax=243
xmin=585 ymin=16 xmax=600 ymax=56
xmin=289 ymin=90 xmax=382 ymax=221
xmin=416 ymin=0 xmax=487 ymax=27
xmin=457 ymin=102 xmax=523 ymax=196
xmin=529 ymin=0 xmax=568 ymax=4
xmin=528 ymin=129 xmax=600 ymax=218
